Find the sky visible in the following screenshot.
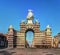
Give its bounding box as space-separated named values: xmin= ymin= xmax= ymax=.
xmin=26 ymin=31 xmax=34 ymax=46
xmin=0 ymin=0 xmax=60 ymax=37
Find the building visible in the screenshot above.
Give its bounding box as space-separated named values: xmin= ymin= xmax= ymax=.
xmin=0 ymin=33 xmax=8 ymax=49
xmin=0 ymin=10 xmax=58 ymax=49
xmin=53 ymin=33 xmax=60 ymax=48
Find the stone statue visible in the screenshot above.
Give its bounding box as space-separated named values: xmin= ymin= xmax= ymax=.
xmin=27 ymin=9 xmax=34 ymax=19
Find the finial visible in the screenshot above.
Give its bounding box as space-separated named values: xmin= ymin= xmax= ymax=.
xmin=35 ymin=19 xmax=38 ymax=23
xmin=9 ymin=25 xmax=13 ymax=29
xmin=27 ymin=9 xmax=34 ymax=18
xmin=46 ymin=25 xmax=51 ymax=28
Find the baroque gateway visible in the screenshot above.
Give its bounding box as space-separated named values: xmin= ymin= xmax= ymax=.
xmin=0 ymin=10 xmax=59 ymax=49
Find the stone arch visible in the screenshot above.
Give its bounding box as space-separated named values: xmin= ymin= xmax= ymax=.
xmin=25 ymin=28 xmax=34 ymax=33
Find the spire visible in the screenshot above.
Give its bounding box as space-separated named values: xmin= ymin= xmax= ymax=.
xmin=46 ymin=25 xmax=52 ymax=35
xmin=27 ymin=9 xmax=34 ymax=19
xmin=35 ymin=19 xmax=38 ymax=23
xmin=8 ymin=25 xmax=14 ymax=35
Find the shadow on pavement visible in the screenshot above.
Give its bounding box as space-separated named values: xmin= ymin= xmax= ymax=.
xmin=0 ymin=51 xmax=12 ymax=55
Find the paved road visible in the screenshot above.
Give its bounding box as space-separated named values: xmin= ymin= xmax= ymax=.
xmin=0 ymin=48 xmax=60 ymax=55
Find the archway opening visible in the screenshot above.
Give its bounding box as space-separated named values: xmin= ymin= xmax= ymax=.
xmin=0 ymin=35 xmax=8 ymax=49
xmin=25 ymin=29 xmax=34 ymax=48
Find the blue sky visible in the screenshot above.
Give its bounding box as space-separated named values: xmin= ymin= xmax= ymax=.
xmin=26 ymin=31 xmax=34 ymax=46
xmin=0 ymin=0 xmax=60 ymax=37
